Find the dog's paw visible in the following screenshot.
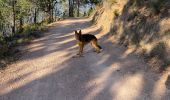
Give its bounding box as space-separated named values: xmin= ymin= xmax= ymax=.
xmin=93 ymin=50 xmax=97 ymax=52
xmin=96 ymin=51 xmax=101 ymax=53
xmin=79 ymin=54 xmax=84 ymax=57
xmin=76 ymin=53 xmax=80 ymax=55
xmin=73 ymin=54 xmax=84 ymax=58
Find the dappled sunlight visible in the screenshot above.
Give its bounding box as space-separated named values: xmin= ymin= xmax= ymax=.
xmin=96 ymin=54 xmax=110 ymax=66
xmin=82 ymin=25 xmax=100 ymax=34
xmin=84 ymin=63 xmax=121 ymax=100
xmin=0 ymin=51 xmax=71 ymax=95
xmin=111 ymin=73 xmax=144 ymax=100
xmin=56 ymin=36 xmax=75 ymax=45
xmin=89 ymin=63 xmax=121 ymax=86
xmin=60 ymin=18 xmax=91 ymax=24
xmin=66 ymin=45 xmax=78 ymax=52
xmin=0 ymin=24 xmax=77 ymax=95
xmin=151 ymin=71 xmax=170 ymax=99
xmin=28 ymin=46 xmax=45 ymax=53
xmin=53 ymin=33 xmax=74 ymax=39
xmin=121 ymin=47 xmax=136 ymax=59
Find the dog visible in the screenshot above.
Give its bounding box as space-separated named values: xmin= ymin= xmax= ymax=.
xmin=75 ymin=30 xmax=102 ymax=56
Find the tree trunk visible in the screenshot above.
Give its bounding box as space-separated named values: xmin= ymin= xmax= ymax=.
xmin=34 ymin=8 xmax=37 ymax=24
xmin=51 ymin=7 xmax=54 ymax=22
xmin=48 ymin=3 xmax=54 ymax=23
xmin=47 ymin=3 xmax=51 ymax=23
xmin=77 ymin=0 xmax=80 ymax=17
xmin=47 ymin=11 xmax=53 ymax=23
xmin=12 ymin=0 xmax=16 ymax=35
xmin=19 ymin=17 xmax=23 ymax=33
xmin=69 ymin=0 xmax=74 ymax=17
xmin=54 ymin=8 xmax=57 ymax=21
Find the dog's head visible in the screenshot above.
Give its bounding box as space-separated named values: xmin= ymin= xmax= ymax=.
xmin=75 ymin=30 xmax=81 ymax=34
xmin=75 ymin=30 xmax=82 ymax=40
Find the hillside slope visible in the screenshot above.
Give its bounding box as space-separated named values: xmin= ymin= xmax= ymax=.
xmin=93 ymin=0 xmax=170 ymax=72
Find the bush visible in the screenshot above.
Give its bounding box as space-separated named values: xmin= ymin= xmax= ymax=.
xmin=149 ymin=42 xmax=170 ymax=70
xmin=0 ymin=22 xmax=46 ymax=60
xmin=151 ymin=0 xmax=167 ymax=14
xmin=20 ymin=22 xmax=45 ymax=38
xmin=0 ymin=33 xmax=7 ymax=58
xmin=131 ymin=32 xmax=140 ymax=45
xmin=0 ymin=44 xmax=8 ymax=58
xmin=88 ymin=7 xmax=94 ymax=16
xmin=150 ymin=42 xmax=167 ymax=59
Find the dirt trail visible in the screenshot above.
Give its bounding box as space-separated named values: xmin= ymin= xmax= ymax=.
xmin=0 ymin=18 xmax=170 ymax=100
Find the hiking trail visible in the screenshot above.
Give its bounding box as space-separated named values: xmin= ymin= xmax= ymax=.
xmin=0 ymin=18 xmax=169 ymax=100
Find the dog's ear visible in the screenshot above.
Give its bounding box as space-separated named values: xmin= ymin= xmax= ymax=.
xmin=75 ymin=30 xmax=78 ymax=34
xmin=79 ymin=30 xmax=82 ymax=34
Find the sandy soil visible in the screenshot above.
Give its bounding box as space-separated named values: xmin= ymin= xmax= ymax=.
xmin=0 ymin=18 xmax=169 ymax=100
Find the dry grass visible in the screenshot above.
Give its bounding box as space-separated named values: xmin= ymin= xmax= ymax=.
xmin=93 ymin=0 xmax=170 ymax=72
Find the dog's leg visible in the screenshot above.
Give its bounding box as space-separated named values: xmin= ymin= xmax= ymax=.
xmin=91 ymin=43 xmax=97 ymax=52
xmin=77 ymin=43 xmax=84 ymax=56
xmin=91 ymin=40 xmax=101 ymax=53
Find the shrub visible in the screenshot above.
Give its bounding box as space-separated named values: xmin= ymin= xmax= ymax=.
xmin=149 ymin=42 xmax=170 ymax=70
xmin=21 ymin=22 xmax=45 ymax=38
xmin=88 ymin=7 xmax=94 ymax=16
xmin=150 ymin=42 xmax=167 ymax=59
xmin=151 ymin=0 xmax=167 ymax=14
xmin=0 ymin=22 xmax=46 ymax=60
xmin=114 ymin=10 xmax=119 ymax=18
xmin=131 ymin=32 xmax=140 ymax=45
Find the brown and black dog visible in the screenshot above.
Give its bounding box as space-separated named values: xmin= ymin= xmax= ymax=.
xmin=75 ymin=30 xmax=102 ymax=56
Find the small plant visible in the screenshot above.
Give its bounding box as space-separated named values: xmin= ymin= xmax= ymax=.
xmin=88 ymin=7 xmax=94 ymax=16
xmin=130 ymin=32 xmax=140 ymax=45
xmin=21 ymin=22 xmax=45 ymax=38
xmin=127 ymin=11 xmax=138 ymax=21
xmin=150 ymin=42 xmax=167 ymax=59
xmin=110 ymin=25 xmax=118 ymax=35
xmin=149 ymin=42 xmax=170 ymax=71
xmin=114 ymin=10 xmax=119 ymax=18
xmin=164 ymin=30 xmax=170 ymax=36
xmin=0 ymin=22 xmax=46 ymax=60
xmin=151 ymin=0 xmax=166 ymax=14
xmin=108 ymin=0 xmax=117 ymax=5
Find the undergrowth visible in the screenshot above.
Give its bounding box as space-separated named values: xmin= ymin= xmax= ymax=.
xmin=0 ymin=22 xmax=47 ymax=69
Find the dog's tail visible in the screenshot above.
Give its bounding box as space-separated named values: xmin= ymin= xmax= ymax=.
xmin=97 ymin=45 xmax=102 ymax=49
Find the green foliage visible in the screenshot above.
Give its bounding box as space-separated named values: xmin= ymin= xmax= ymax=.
xmin=16 ymin=0 xmax=32 ymax=18
xmin=0 ymin=0 xmax=11 ymax=26
xmin=0 ymin=33 xmax=8 ymax=58
xmin=19 ymin=22 xmax=45 ymax=38
xmin=87 ymin=7 xmax=94 ymax=16
xmin=0 ymin=22 xmax=46 ymax=59
xmin=90 ymin=0 xmax=101 ymax=4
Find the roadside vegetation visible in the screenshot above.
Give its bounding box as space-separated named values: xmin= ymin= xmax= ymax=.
xmin=93 ymin=0 xmax=170 ymax=72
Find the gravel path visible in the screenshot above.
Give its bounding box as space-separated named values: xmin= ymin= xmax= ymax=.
xmin=0 ymin=18 xmax=169 ymax=100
